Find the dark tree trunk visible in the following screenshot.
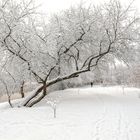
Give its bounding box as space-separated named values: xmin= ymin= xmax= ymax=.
xmin=27 ymin=84 xmax=47 ymax=107
xmin=8 ymin=95 xmax=13 ymax=108
xmin=22 ymin=69 xmax=89 ymax=107
xmin=22 ymin=85 xmax=44 ymax=107
xmin=20 ymin=81 xmax=25 ymax=98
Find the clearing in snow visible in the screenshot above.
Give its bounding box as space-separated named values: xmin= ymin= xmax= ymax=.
xmin=0 ymin=86 xmax=140 ymax=140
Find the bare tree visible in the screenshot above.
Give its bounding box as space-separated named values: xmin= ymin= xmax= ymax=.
xmin=0 ymin=0 xmax=139 ymax=107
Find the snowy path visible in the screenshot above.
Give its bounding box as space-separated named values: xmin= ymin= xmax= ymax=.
xmin=0 ymin=86 xmax=140 ymax=140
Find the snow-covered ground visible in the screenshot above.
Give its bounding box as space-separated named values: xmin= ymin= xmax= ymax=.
xmin=0 ymin=86 xmax=140 ymax=140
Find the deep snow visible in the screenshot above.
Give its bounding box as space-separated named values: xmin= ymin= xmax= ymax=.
xmin=0 ymin=86 xmax=140 ymax=140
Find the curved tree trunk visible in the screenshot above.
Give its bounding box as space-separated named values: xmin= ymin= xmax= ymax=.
xmin=21 ymin=69 xmax=89 ymax=107
xmin=21 ymin=85 xmax=44 ymax=107
xmin=27 ymin=85 xmax=47 ymax=107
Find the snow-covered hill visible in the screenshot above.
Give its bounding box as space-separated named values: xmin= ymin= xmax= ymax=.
xmin=0 ymin=86 xmax=140 ymax=140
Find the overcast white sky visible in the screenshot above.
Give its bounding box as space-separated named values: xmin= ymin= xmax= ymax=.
xmin=37 ymin=0 xmax=140 ymax=14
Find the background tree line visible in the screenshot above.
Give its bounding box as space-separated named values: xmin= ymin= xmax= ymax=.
xmin=0 ymin=0 xmax=139 ymax=107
